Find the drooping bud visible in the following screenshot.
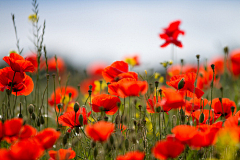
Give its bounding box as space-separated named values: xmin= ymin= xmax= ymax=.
xmin=40 ymin=115 xmax=45 ymax=124
xmin=178 ymin=78 xmax=185 ymax=90
xmin=31 ymin=112 xmax=36 ymax=120
xmin=155 ymin=81 xmax=159 ymax=88
xmin=138 ymin=105 xmax=142 ymax=111
xmin=78 ymin=114 xmax=84 ymax=126
xmin=28 ymin=104 xmax=34 ymax=114
xmin=199 ymin=112 xmax=205 ymax=124
xmin=74 ymin=102 xmax=80 ymax=112
xmin=117 ymin=102 xmax=121 ymax=108
xmin=37 ymin=118 xmax=40 ymax=127
xmin=18 ymin=113 xmax=23 ymax=118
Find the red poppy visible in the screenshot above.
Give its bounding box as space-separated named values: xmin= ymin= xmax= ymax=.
xmin=167 ymin=72 xmax=204 ymax=98
xmin=3 ymin=52 xmax=35 ymax=77
xmin=210 ymin=98 xmax=236 ymax=119
xmin=0 ymin=149 xmax=11 ymax=160
xmin=48 ymin=86 xmax=78 ymax=106
xmin=58 ymin=107 xmax=91 ymax=129
xmin=19 ymin=125 xmax=37 ymax=139
xmin=47 ymin=57 xmax=65 ymax=73
xmin=108 ymin=78 xmax=136 ymax=96
xmin=167 ymin=64 xmax=197 ymax=80
xmin=91 ymin=94 xmax=120 ymax=115
xmin=87 ymin=62 xmax=107 ymax=78
xmin=116 ymin=151 xmax=145 ymax=160
xmin=152 ymin=139 xmax=185 ymax=159
xmin=0 ymin=67 xmax=34 ymax=96
xmin=112 ymin=72 xmax=138 ymax=82
xmin=184 ymin=98 xmax=208 ymax=116
xmin=35 ymin=128 xmax=61 ymax=150
xmin=159 ymin=20 xmax=185 ymax=48
xmin=49 ymin=148 xmax=76 ymax=160
xmin=171 ymin=125 xmax=198 ymax=143
xmin=25 ymin=52 xmax=45 ymax=72
xmin=85 ymin=121 xmax=115 ymax=142
xmin=2 ymin=118 xmax=23 ymax=143
xmin=9 ymin=138 xmax=44 ymax=160
xmin=224 ymin=116 xmax=239 ymax=128
xmin=229 ymin=49 xmax=240 ymax=76
xmin=102 ymin=61 xmax=129 ymax=83
xmin=159 ymin=88 xmax=185 ymax=109
xmin=146 ymin=96 xmax=172 ymax=114
xmin=117 ymin=81 xmax=148 ymax=98
xmin=192 ymin=109 xmax=221 ymax=125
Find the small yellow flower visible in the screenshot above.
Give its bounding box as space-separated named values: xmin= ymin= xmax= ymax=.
xmin=169 ymin=60 xmax=173 ymax=65
xmin=159 ymin=76 xmax=164 ymax=83
xmin=144 ymin=70 xmax=147 ymax=75
xmin=154 ymin=73 xmax=160 ymax=79
xmin=124 ymin=58 xmax=137 ymax=67
xmin=28 ymin=14 xmax=38 ymax=23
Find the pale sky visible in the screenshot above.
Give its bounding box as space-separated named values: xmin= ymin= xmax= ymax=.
xmin=0 ymin=0 xmax=240 ymax=70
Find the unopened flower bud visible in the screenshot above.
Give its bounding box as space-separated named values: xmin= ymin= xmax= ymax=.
xmin=199 ymin=112 xmax=205 ymax=124
xmin=132 ymin=136 xmax=137 ymax=144
xmin=196 ymin=54 xmax=200 ymax=59
xmin=37 ymin=118 xmax=40 ymax=127
xmin=104 ymin=116 xmax=109 ymax=121
xmin=178 ymin=78 xmax=185 ymax=90
xmin=211 ymin=64 xmax=215 ymax=72
xmin=117 ymin=102 xmax=121 ymax=108
xmin=155 ymin=81 xmax=159 ymax=88
xmin=31 ymin=112 xmax=36 ymax=120
xmin=69 ymin=92 xmax=72 ymax=98
xmin=91 ymin=141 xmax=96 ymax=148
xmin=74 ymin=102 xmax=80 ymax=112
xmin=224 ymin=46 xmax=229 ymax=54
xmin=18 ymin=113 xmax=23 ymax=118
xmin=57 ymin=103 xmax=63 ymax=111
xmin=28 ymin=104 xmax=34 ymax=114
xmin=40 ymin=115 xmax=45 ymax=124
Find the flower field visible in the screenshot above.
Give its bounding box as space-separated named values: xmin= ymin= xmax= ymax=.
xmin=1 ymin=0 xmax=240 ymax=160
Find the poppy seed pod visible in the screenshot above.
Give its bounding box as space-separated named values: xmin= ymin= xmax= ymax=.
xmin=178 ymin=78 xmax=185 ymax=90
xmin=74 ymin=102 xmax=80 ymax=112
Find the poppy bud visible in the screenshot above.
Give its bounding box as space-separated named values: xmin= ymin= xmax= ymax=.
xmin=89 ymin=85 xmax=92 ymax=91
xmin=18 ymin=113 xmax=23 ymax=118
xmin=156 ymin=107 xmax=161 ymax=112
xmin=178 ymin=78 xmax=185 ymax=90
xmin=125 ymin=139 xmax=129 ymax=151
xmin=134 ymin=120 xmax=137 ymax=126
xmin=78 ymin=114 xmax=84 ymax=126
xmin=63 ymin=134 xmax=68 ymax=145
xmin=57 ymin=103 xmax=63 ymax=111
xmin=75 ymin=127 xmax=80 ymax=134
xmin=211 ymin=64 xmax=215 ymax=72
xmin=155 ymin=81 xmax=159 ymax=88
xmin=91 ymin=141 xmax=96 ymax=148
xmin=115 ymin=114 xmax=120 ymax=125
xmin=224 ymin=46 xmax=229 ymax=54
xmin=94 ymin=147 xmax=98 ymax=159
xmin=181 ymin=59 xmax=184 ymax=65
xmin=117 ymin=102 xmax=121 ymax=108
xmin=196 ymin=54 xmax=200 ymax=59
xmin=37 ymin=118 xmax=40 ymax=127
xmin=199 ymin=112 xmax=205 ymax=124
xmin=31 ymin=112 xmax=36 ymax=120
xmin=231 ymin=106 xmax=235 ymax=114
xmin=69 ymin=92 xmax=72 ymax=98
xmin=104 ymin=116 xmax=109 ymax=121
xmin=110 ymin=135 xmax=114 ymax=145
xmin=40 ymin=115 xmax=45 ymax=124
xmin=138 ymin=105 xmax=142 ymax=111
xmin=74 ymin=102 xmax=80 ymax=112
xmin=28 ymin=104 xmax=34 ymax=114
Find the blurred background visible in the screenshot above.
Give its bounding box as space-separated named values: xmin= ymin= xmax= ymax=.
xmin=0 ymin=0 xmax=240 ymax=71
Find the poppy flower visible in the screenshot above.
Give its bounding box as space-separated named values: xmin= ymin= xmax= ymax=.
xmin=91 ymin=94 xmax=120 ymax=115
xmin=167 ymin=72 xmax=204 ymax=98
xmin=0 ymin=67 xmax=34 ymax=96
xmin=102 ymin=61 xmax=129 ymax=83
xmin=171 ymin=125 xmax=198 ymax=143
xmin=87 ymin=62 xmax=107 ymax=78
xmin=3 ymin=52 xmax=35 ymax=77
xmin=159 ymin=20 xmax=185 ymax=48
xmin=19 ymin=124 xmax=37 ymax=139
xmin=47 ymin=57 xmax=65 ymax=73
xmin=123 ymin=55 xmax=140 ymax=67
xmin=159 ymin=88 xmax=185 ymax=109
xmin=116 ymin=151 xmax=145 ymax=160
xmin=85 ymin=121 xmax=115 ymax=142
xmin=35 ymin=128 xmax=61 ymax=150
xmin=25 ymin=52 xmax=45 ymax=72
xmin=167 ymin=64 xmax=197 ymax=80
xmin=108 ymin=78 xmax=136 ymax=96
xmin=9 ymin=138 xmax=44 ymax=160
xmin=117 ymin=81 xmax=148 ymax=98
xmin=0 ymin=149 xmax=11 ymax=160
xmin=146 ymin=96 xmax=171 ymax=114
xmin=58 ymin=107 xmax=91 ymax=129
xmin=112 ymin=72 xmax=138 ymax=82
xmin=2 ymin=118 xmax=23 ymax=143
xmin=48 ymin=86 xmax=78 ymax=106
xmin=152 ymin=139 xmax=185 ymax=159
xmin=224 ymin=116 xmax=239 ymax=128
xmin=49 ymin=148 xmax=76 ymax=160
xmin=184 ymin=98 xmax=208 ymax=116
xmin=229 ymin=49 xmax=240 ymax=76
xmin=192 ymin=109 xmax=221 ymax=125
xmin=211 ymin=98 xmax=236 ymax=119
